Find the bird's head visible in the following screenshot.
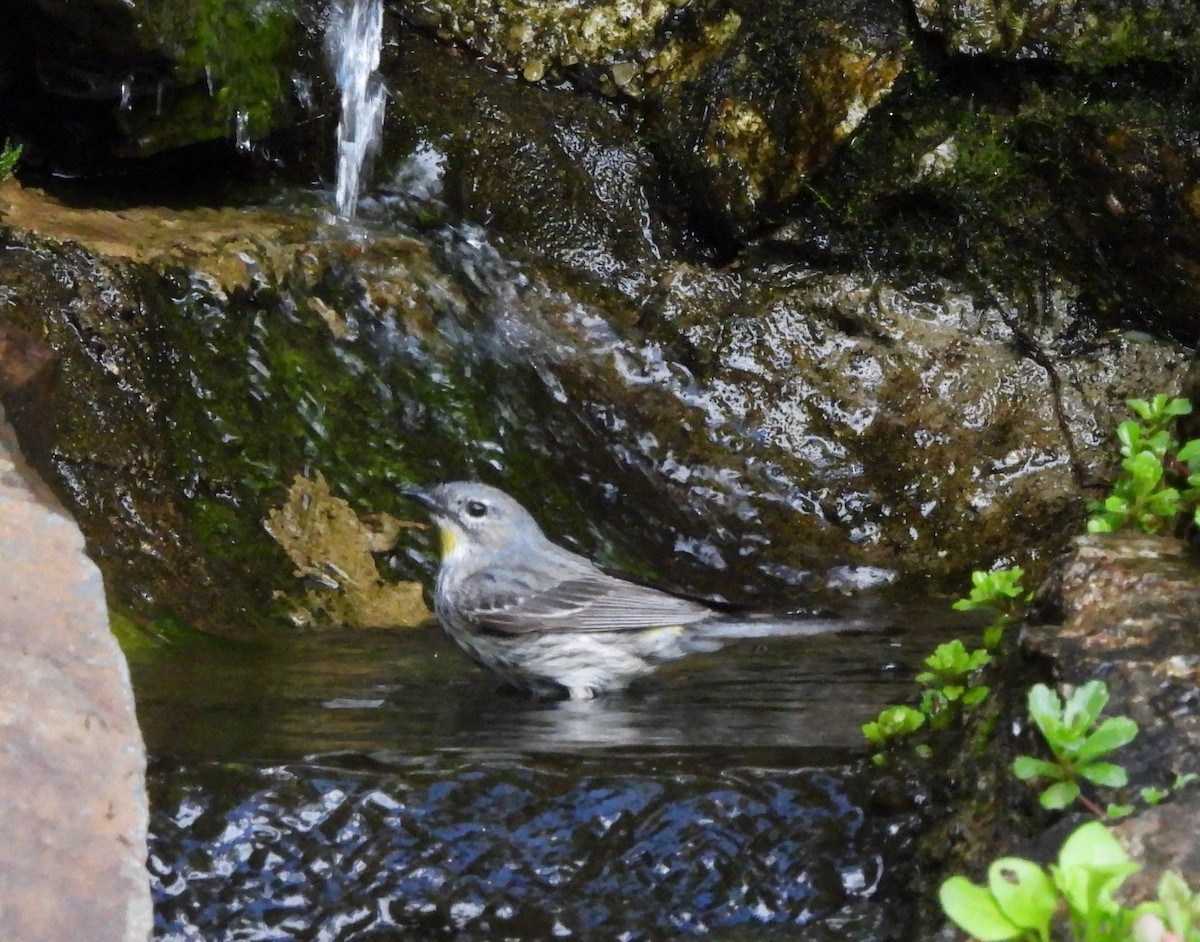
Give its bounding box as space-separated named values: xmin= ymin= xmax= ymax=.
xmin=402 ymin=481 xmax=545 ymax=563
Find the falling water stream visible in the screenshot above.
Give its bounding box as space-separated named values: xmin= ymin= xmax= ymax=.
xmin=325 ymin=0 xmax=386 ymax=220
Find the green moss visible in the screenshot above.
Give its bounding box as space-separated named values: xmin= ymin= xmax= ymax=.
xmin=0 ymin=139 xmax=20 ymax=179
xmin=132 ymin=0 xmax=300 ymax=144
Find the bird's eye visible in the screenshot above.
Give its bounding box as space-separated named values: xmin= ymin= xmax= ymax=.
xmin=465 ymin=500 xmax=488 ymax=518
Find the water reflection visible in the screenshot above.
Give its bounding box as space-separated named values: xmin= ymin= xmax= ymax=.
xmin=130 ymin=604 xmax=947 ymax=765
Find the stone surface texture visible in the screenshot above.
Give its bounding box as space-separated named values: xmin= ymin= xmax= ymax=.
xmin=0 ymin=404 xmax=151 ymax=941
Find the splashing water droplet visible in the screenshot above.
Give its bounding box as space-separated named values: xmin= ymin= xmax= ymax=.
xmin=234 ymin=110 xmax=251 ymax=152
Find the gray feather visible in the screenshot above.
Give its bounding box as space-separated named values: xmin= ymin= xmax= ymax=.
xmin=450 ymin=560 xmax=714 ymax=635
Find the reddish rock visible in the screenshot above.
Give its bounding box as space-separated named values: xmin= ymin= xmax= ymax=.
xmin=0 ymin=406 xmax=150 ymax=942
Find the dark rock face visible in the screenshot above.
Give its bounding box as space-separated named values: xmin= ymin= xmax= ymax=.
xmin=914 ymin=0 xmax=1200 ymax=64
xmin=0 ymin=405 xmax=151 ymax=942
xmin=641 ymin=0 xmax=911 ymax=241
xmin=373 ymin=35 xmax=675 ymax=302
xmin=0 ymin=183 xmax=1190 ymax=635
xmin=0 ymin=0 xmax=323 ymax=175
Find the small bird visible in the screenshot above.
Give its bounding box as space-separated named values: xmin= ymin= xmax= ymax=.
xmin=403 ymin=481 xmax=860 ymax=699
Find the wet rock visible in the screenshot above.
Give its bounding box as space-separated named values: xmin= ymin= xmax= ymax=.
xmin=914 ymin=0 xmax=1200 ymax=64
xmin=642 ymin=0 xmax=910 ymax=240
xmin=1027 ymin=534 xmax=1200 ymax=906
xmin=393 ymin=0 xmax=680 ymax=80
xmin=0 ymin=177 xmax=1192 ymax=631
xmin=640 ymin=265 xmax=1190 ymax=581
xmin=1115 ymin=789 xmax=1200 ymax=904
xmin=374 ymin=34 xmax=675 ymax=301
xmin=1025 ymin=534 xmax=1200 ymax=791
xmin=908 ymin=533 xmax=1200 ymax=934
xmin=0 ymin=183 xmax=461 ymax=637
xmin=0 ymin=320 xmax=56 ymax=397
xmin=767 ymin=67 xmax=1200 ymax=344
xmin=0 ymin=404 xmax=151 ymax=942
xmin=391 ymin=1 xmax=908 ymax=242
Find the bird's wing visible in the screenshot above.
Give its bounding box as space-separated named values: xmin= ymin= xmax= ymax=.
xmin=451 ymin=563 xmax=715 ymax=635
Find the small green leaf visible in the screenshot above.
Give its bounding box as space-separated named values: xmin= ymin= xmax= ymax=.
xmin=1057 ymin=821 xmax=1130 ymax=873
xmin=983 ymin=624 xmax=1004 ymax=650
xmin=1079 ymin=761 xmax=1128 ymax=787
xmin=864 ymin=705 xmax=925 ymax=744
xmin=962 ymin=685 xmax=990 ymax=708
xmin=1122 ymin=451 xmax=1164 ymax=488
xmin=1176 ymin=438 xmax=1200 ymax=464
xmin=1103 ymin=494 xmax=1130 ymax=513
xmin=1106 ymin=802 xmax=1134 ymax=819
xmin=1013 ymin=755 xmax=1064 ymax=781
xmin=1027 ymin=684 xmax=1062 ymax=729
xmin=1039 ymin=781 xmax=1081 ymax=810
xmin=1172 ymin=772 xmax=1198 ymax=790
xmin=1063 ymin=680 xmax=1108 ymax=732
xmin=1156 ymin=871 xmax=1193 ymax=936
xmin=1127 ymin=398 xmax=1154 ymax=421
xmin=939 ymin=877 xmax=1024 ymax=942
xmin=1163 ymin=397 xmax=1193 ymax=418
xmin=1076 ymin=716 xmax=1139 ymax=762
xmin=1140 ymin=786 xmax=1168 ymax=806
xmin=987 ymin=857 xmax=1056 ymax=939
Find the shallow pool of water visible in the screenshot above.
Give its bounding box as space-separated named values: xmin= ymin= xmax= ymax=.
xmin=135 ymin=600 xmax=964 ymax=940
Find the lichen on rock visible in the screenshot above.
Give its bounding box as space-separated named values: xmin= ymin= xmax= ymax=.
xmin=265 ymin=471 xmax=431 ymax=629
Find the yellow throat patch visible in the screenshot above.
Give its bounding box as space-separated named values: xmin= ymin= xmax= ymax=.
xmin=439 ymin=527 xmax=458 ymax=557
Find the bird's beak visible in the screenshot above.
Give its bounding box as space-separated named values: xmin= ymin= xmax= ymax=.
xmin=400 ymin=485 xmax=438 ymax=512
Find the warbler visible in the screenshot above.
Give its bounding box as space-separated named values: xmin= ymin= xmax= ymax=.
xmin=403 ymin=481 xmax=860 ymax=699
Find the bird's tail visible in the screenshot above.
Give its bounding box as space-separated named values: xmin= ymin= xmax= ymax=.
xmin=676 ymin=614 xmax=872 ymax=655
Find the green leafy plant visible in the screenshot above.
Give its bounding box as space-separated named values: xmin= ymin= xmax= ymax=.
xmin=1139 ymin=772 xmax=1198 ymax=809
xmin=0 ymin=138 xmax=20 ymax=180
xmin=862 ymin=704 xmax=925 ymax=749
xmin=941 ymin=821 xmax=1139 ymax=942
xmin=1012 ymin=681 xmax=1138 ymax=817
xmin=953 ymin=567 xmax=1031 ymax=649
xmin=862 ymin=568 xmax=1025 ymax=757
xmin=1143 ymin=870 xmax=1200 ymax=942
xmin=941 ymin=821 xmax=1200 ymax=942
xmin=1087 ymin=395 xmax=1200 ymax=535
xmin=918 ymin=639 xmax=993 ymax=728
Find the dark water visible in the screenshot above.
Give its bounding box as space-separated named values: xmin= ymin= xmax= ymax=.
xmin=136 ymin=603 xmax=959 ymax=940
